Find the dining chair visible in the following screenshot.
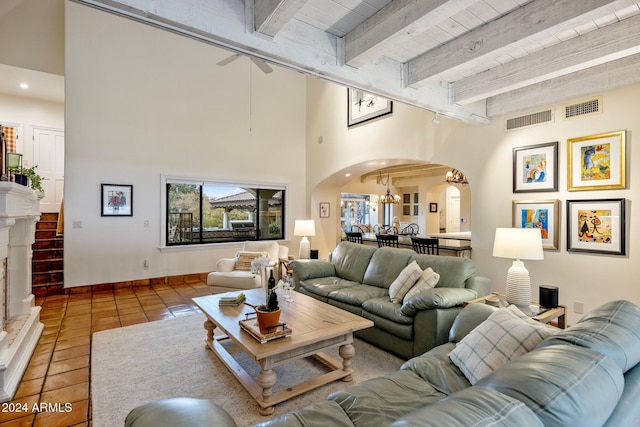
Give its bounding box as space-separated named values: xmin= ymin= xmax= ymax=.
xmin=376 ymin=234 xmax=399 ymax=248
xmin=346 ymin=232 xmax=363 ymax=244
xmin=411 ymin=237 xmax=439 ymax=255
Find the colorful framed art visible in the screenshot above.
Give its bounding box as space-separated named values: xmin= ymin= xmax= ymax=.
xmin=567 ymin=130 xmax=626 ymax=191
xmin=512 ymin=141 xmax=558 ymax=193
xmin=512 ymin=199 xmax=559 ymax=250
xmin=319 ymin=202 xmax=330 ymax=218
xmin=566 ymin=198 xmax=625 ymax=255
xmin=101 ymin=184 xmax=133 ymax=216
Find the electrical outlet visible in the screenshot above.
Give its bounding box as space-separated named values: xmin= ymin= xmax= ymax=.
xmin=574 ymin=301 xmax=584 ymax=314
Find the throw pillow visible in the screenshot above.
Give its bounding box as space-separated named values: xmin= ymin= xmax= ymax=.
xmin=449 ymin=307 xmax=557 ymax=384
xmin=388 ymin=260 xmax=423 ymax=303
xmin=403 ymin=267 xmax=440 ymax=303
xmin=235 ymin=251 xmax=268 ymax=271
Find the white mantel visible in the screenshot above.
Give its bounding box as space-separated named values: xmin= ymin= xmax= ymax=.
xmin=0 ymin=182 xmax=44 ymax=402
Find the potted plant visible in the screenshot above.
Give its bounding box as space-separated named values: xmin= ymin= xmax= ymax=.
xmin=20 ymin=165 xmax=44 ymax=193
xmin=255 ymin=287 xmax=280 ymax=334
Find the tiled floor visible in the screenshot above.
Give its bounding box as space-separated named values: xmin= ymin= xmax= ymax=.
xmin=0 ymin=281 xmax=212 ymax=427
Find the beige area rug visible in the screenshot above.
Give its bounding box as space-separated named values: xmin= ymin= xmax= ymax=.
xmin=92 ymin=314 xmax=404 ymax=427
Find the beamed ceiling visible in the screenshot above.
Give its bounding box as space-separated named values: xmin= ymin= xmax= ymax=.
xmin=76 ymin=0 xmax=640 ymax=124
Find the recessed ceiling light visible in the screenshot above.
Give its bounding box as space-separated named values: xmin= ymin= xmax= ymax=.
xmin=345 ymin=173 xmax=351 ymax=177
xmin=19 ymin=83 xmax=29 ymax=89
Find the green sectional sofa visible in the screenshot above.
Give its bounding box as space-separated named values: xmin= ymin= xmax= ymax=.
xmin=126 ymin=300 xmax=640 ymax=427
xmin=289 ymin=241 xmax=491 ymax=359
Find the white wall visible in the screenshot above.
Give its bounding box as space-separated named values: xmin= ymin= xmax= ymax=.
xmin=0 ymin=93 xmax=64 ymax=166
xmin=306 ymin=77 xmax=640 ymax=325
xmin=64 ymin=2 xmax=306 ymax=287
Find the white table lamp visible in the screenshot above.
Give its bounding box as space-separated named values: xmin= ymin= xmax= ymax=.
xmin=492 ymin=228 xmax=544 ymax=306
xmin=294 ymin=219 xmax=316 ymax=259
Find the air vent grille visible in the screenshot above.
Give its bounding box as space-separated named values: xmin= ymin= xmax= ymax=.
xmin=505 ymin=109 xmax=553 ymax=131
xmin=563 ymin=96 xmax=602 ymax=119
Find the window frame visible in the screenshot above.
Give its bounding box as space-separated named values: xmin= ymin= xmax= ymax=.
xmin=160 ymin=174 xmax=287 ymax=248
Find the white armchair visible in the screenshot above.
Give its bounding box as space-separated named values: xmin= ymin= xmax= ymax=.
xmin=207 ymin=241 xmax=289 ymax=294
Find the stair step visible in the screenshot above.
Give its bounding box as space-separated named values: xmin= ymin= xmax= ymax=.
xmin=32 ymin=214 xmax=64 ymax=293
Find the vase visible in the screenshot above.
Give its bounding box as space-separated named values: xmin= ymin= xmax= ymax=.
xmin=255 ymin=307 xmax=281 ymax=335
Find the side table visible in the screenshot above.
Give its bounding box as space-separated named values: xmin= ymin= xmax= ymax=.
xmin=464 ymin=293 xmax=566 ymax=329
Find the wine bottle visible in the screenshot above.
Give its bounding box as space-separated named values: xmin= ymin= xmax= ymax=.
xmin=268 ymin=269 xmax=276 ymax=290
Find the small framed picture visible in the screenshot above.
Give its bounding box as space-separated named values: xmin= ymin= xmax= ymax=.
xmin=319 ymin=202 xmax=330 ymax=218
xmin=102 ymin=184 xmax=133 ymax=216
xmin=347 ymin=88 xmax=392 ymax=127
xmin=567 ymin=130 xmax=626 ymax=191
xmin=513 ymin=141 xmax=558 ymax=193
xmin=566 ymin=198 xmax=625 ymax=255
xmin=512 ymin=199 xmax=560 ymax=250
xmin=429 ymin=203 xmax=438 ymax=213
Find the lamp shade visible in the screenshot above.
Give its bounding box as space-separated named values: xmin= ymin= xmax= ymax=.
xmin=492 ymin=228 xmax=543 ymax=261
xmin=294 ymin=219 xmax=316 ymax=237
xmin=6 ymin=153 xmax=22 ymax=170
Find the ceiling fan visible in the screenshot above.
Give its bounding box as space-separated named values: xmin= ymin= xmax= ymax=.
xmin=216 ymin=53 xmax=273 ymax=74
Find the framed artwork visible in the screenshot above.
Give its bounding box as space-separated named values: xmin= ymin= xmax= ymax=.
xmin=347 ymin=88 xmax=392 ymax=127
xmin=566 ymin=198 xmax=625 ymax=255
xmin=512 ymin=199 xmax=560 ymax=250
xmin=319 ymin=202 xmax=330 ymax=218
xmin=102 ymin=184 xmax=133 ymax=216
xmin=402 ymin=205 xmax=410 ymax=216
xmin=567 ymin=130 xmax=626 ymax=191
xmin=513 ymin=141 xmax=558 ymax=193
xmin=429 ymin=202 xmax=438 ymax=213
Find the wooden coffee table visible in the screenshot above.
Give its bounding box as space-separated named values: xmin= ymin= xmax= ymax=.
xmin=192 ymin=288 xmax=374 ymax=415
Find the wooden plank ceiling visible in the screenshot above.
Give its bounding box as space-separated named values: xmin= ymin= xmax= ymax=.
xmin=78 ymin=0 xmax=640 ymax=124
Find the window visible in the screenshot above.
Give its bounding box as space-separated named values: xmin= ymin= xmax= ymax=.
xmin=165 ymin=178 xmax=285 ymax=246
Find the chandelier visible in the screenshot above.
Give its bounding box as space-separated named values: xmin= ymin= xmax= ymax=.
xmin=445 ymin=169 xmax=468 ymax=185
xmin=379 ymin=173 xmax=401 ymax=204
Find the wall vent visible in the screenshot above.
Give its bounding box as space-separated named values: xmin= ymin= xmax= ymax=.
xmin=505 ymin=109 xmax=553 ymax=132
xmin=563 ymin=96 xmax=602 ymax=120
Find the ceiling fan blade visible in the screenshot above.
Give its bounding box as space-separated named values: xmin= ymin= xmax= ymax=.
xmin=251 ymin=57 xmax=273 ymax=74
xmin=216 ymin=53 xmax=242 ymax=67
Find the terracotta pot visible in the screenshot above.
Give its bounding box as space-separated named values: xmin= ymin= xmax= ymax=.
xmin=256 ymin=307 xmax=281 ymax=335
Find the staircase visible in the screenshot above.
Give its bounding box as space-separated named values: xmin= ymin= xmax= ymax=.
xmin=32 ymin=212 xmax=64 ymax=297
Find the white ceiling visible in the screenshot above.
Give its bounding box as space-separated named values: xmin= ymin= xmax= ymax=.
xmin=75 ymin=0 xmax=640 ymax=123
xmin=3 ymin=0 xmax=640 ymax=123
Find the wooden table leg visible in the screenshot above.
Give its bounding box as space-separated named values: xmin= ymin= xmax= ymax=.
xmin=204 ymin=319 xmax=215 ymax=345
xmin=339 ymin=343 xmax=355 ymax=382
xmin=257 ymin=362 xmax=277 ymax=416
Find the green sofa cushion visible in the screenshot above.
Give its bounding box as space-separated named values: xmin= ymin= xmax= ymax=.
xmin=400 ymin=343 xmax=470 ymax=396
xmin=476 ymin=344 xmax=623 ymax=427
xmin=400 ymin=288 xmax=477 ymax=316
xmin=410 ymin=254 xmax=476 ymax=289
xmin=537 ymin=299 xmax=640 ymax=373
xmin=362 ymin=297 xmax=414 ymax=324
xmin=328 ymin=285 xmax=389 ymax=306
xmin=389 ymin=387 xmax=543 ymax=427
xmin=253 ymin=401 xmax=355 ymax=427
xmin=331 ymin=242 xmax=377 ymax=283
xmin=299 ymin=277 xmax=359 ymax=298
xmin=362 ymin=247 xmax=415 ymax=289
xmin=328 ymin=370 xmax=447 ymax=427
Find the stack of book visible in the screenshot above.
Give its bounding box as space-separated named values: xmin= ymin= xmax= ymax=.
xmin=218 ymin=292 xmax=246 ymax=306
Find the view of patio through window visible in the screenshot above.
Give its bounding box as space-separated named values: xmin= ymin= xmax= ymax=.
xmin=166 ymin=180 xmax=285 ymax=245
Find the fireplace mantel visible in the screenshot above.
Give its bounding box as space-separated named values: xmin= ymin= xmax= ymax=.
xmin=0 ymin=182 xmax=43 ymax=402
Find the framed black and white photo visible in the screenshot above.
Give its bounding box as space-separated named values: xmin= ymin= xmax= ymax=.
xmin=347 ymin=88 xmax=392 ymax=127
xmin=513 ymin=141 xmax=558 ymax=193
xmin=102 ymin=184 xmax=133 ymax=216
xmin=566 ymin=198 xmax=625 ymax=255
